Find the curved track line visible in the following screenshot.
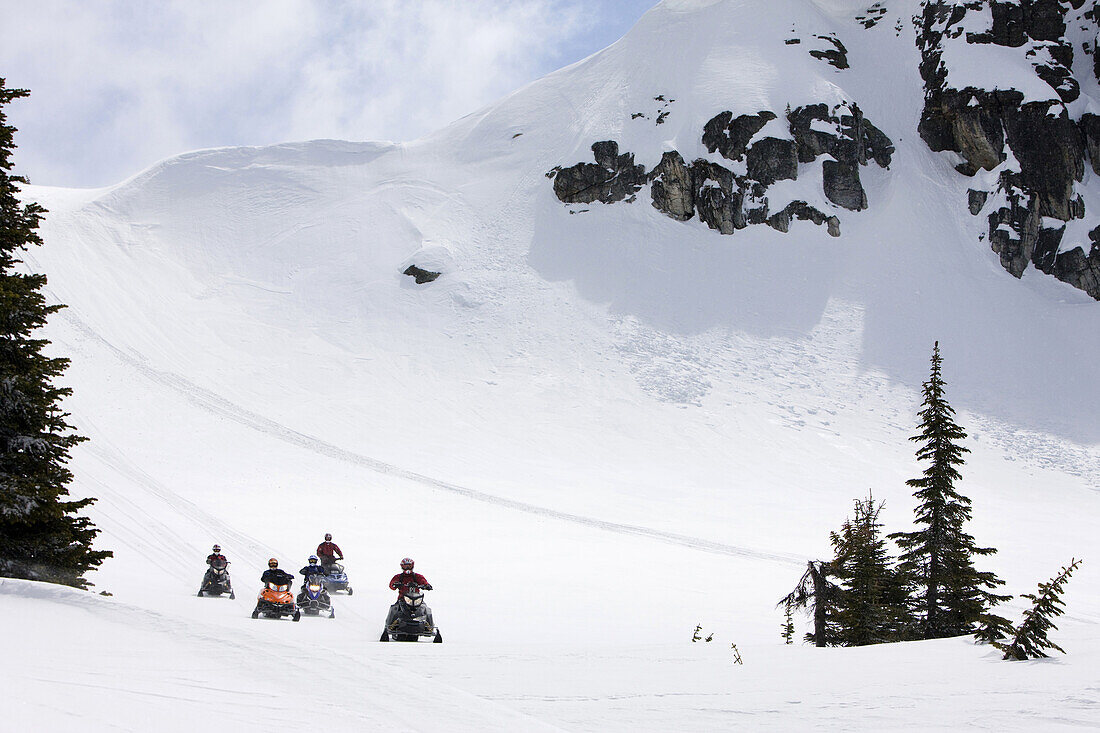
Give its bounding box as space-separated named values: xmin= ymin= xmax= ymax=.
xmin=62 ymin=309 xmax=802 ymax=567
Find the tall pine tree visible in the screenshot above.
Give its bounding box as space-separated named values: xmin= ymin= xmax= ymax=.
xmin=0 ymin=79 xmax=110 ymax=589
xmin=889 ymin=342 xmax=1008 ymax=638
xmin=830 ymin=495 xmax=913 ymax=645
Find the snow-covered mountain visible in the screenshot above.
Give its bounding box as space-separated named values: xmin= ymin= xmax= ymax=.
xmin=7 ymin=1 xmax=1100 ymax=730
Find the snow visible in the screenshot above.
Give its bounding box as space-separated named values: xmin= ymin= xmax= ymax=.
xmin=5 ymin=0 xmax=1100 ymax=730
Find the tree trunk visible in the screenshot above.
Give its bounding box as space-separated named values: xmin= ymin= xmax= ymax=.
xmin=810 ymin=561 xmax=829 ymax=647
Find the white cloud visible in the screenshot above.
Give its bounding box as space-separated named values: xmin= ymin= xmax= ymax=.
xmin=2 ymin=0 xmax=589 ymax=187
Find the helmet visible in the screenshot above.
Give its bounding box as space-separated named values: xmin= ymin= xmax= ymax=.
xmin=325 ymin=533 xmax=332 ymax=541
xmin=400 ymin=557 xmax=414 ymax=571
xmin=308 ymin=555 xmax=318 ymax=564
xmin=212 ymin=544 xmax=220 ymax=553
xmin=268 ymin=558 xmax=278 ymax=568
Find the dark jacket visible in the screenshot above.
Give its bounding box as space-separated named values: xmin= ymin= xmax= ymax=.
xmin=206 ymin=553 xmax=228 ymax=568
xmin=300 ymin=564 xmax=326 ymax=578
xmin=261 ymin=568 xmax=294 ymax=586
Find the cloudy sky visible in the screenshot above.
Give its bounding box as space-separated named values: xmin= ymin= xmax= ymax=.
xmin=3 ymin=0 xmax=657 ymax=188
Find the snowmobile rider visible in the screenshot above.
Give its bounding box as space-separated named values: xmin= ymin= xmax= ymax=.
xmin=260 ymin=558 xmax=294 ymax=587
xmin=389 ymin=557 xmax=432 ymax=596
xmin=297 ymin=555 xmax=330 ymax=605
xmin=201 ymin=544 xmax=231 ymax=592
xmin=300 ymin=555 xmax=326 ymax=579
xmin=386 ymin=557 xmax=433 ymax=630
xmin=316 ymin=533 xmax=343 ymax=572
xmin=206 ymin=544 xmax=227 ymax=568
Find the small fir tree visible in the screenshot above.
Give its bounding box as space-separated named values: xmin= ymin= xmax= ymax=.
xmin=781 ymin=600 xmax=795 ymax=644
xmin=830 ymin=494 xmax=913 ymax=645
xmin=995 ymin=559 xmax=1082 ymax=660
xmin=778 ymin=560 xmax=843 ymax=647
xmin=889 ymin=343 xmax=1009 ymax=638
xmin=0 ymin=80 xmax=110 ymax=589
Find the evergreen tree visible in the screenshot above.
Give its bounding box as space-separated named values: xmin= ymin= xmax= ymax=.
xmin=830 ymin=494 xmax=913 ymax=645
xmin=780 ymin=600 xmax=795 ymax=644
xmin=995 ymin=559 xmax=1082 ymax=660
xmin=889 ymin=342 xmax=1009 ymax=638
xmin=0 ymin=79 xmax=110 ymax=589
xmin=778 ymin=560 xmax=843 ymax=647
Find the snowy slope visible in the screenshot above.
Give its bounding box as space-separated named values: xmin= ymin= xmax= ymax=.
xmin=5 ymin=0 xmax=1100 ymax=730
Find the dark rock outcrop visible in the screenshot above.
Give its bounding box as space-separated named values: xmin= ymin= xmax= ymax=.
xmin=702 ymin=111 xmax=777 ymax=161
xmin=403 ymin=265 xmax=441 ymax=284
xmin=551 ymin=103 xmax=892 ymax=241
xmin=788 ymin=104 xmax=837 ymax=163
xmin=968 ymin=189 xmax=989 ymax=214
xmin=746 ymin=137 xmax=799 ymax=186
xmin=767 ymin=201 xmax=841 ymax=237
xmin=552 ymin=141 xmax=647 ymax=204
xmin=1049 ymin=236 xmax=1100 ymax=298
xmin=809 ymin=35 xmax=849 ymax=69
xmin=649 ymin=151 xmax=694 ymax=221
xmin=691 ymin=160 xmax=744 ymax=234
xmin=918 ymin=0 xmax=1100 ymax=300
xmin=823 ymin=160 xmax=867 ymax=211
xmin=1080 ymin=113 xmax=1100 ymax=175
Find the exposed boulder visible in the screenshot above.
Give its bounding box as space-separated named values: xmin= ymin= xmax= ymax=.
xmin=552 ymin=141 xmax=647 ymax=204
xmin=823 ymin=160 xmax=868 ymax=211
xmin=649 ymin=151 xmax=694 ymax=221
xmin=746 ymin=137 xmax=798 ymax=186
xmin=1050 ymin=237 xmax=1100 ymax=298
xmin=702 ymin=111 xmax=777 ymax=162
xmin=690 ymin=160 xmax=744 ymax=234
xmin=919 ymin=89 xmax=1010 ymax=174
xmin=988 ymin=174 xmax=1041 ymax=278
xmin=809 ymin=35 xmax=849 ymax=69
xmin=1079 ymin=113 xmax=1100 ymax=175
xmin=767 ymin=201 xmax=841 ymax=237
xmin=1002 ymin=101 xmax=1084 ymax=220
xmin=788 ymin=104 xmax=837 ymax=163
xmin=403 ymin=265 xmax=441 ymax=284
xmin=968 ymin=189 xmax=989 ymax=214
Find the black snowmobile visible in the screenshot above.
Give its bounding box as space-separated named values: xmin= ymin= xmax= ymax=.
xmin=379 ymin=584 xmax=442 ymax=642
xmin=297 ymin=574 xmax=335 ymax=618
xmin=198 ymin=558 xmax=235 ymax=599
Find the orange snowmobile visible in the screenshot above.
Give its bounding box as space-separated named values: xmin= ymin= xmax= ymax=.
xmin=252 ymin=581 xmax=301 ymax=621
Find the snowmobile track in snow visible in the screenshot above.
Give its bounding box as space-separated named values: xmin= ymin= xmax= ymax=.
xmin=63 ymin=309 xmax=803 ymax=567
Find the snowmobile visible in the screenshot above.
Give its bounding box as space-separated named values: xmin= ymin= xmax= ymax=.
xmin=322 ymin=562 xmax=353 ymax=595
xmin=251 ymin=581 xmax=301 ymax=621
xmin=297 ymin=574 xmax=335 ymax=618
xmin=379 ymin=585 xmax=442 ymax=642
xmin=198 ymin=558 xmax=235 ymax=599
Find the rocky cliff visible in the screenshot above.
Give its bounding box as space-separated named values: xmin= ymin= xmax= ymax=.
xmin=547 ymin=0 xmax=1100 ymax=302
xmin=918 ymin=0 xmax=1100 ymax=298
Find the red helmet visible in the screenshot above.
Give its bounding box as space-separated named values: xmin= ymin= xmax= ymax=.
xmin=400 ymin=557 xmax=414 ymax=571
xmin=268 ymin=558 xmax=278 ymax=568
xmin=325 ymin=533 xmax=332 ymax=541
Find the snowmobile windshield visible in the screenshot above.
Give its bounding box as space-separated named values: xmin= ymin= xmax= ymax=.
xmin=211 ymin=559 xmax=227 ymax=569
xmin=267 ymin=582 xmax=290 ymax=592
